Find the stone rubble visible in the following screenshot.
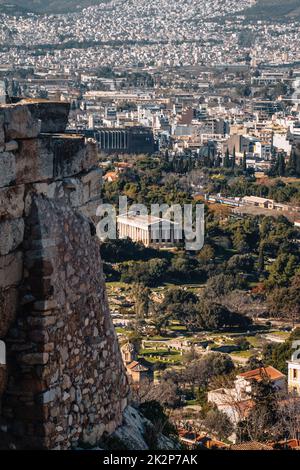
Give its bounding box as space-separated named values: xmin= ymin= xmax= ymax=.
xmin=110 ymin=405 xmax=180 ymax=451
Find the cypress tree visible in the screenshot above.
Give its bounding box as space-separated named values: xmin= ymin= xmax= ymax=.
xmin=295 ymin=150 xmax=300 ymax=176
xmin=277 ymin=153 xmax=286 ymax=177
xmin=224 ymin=148 xmax=230 ymax=168
xmin=242 ymin=151 xmax=247 ymax=172
xmin=215 ymin=153 xmax=222 ymax=168
xmin=287 ymin=148 xmax=297 ymax=175
xmin=232 ymin=146 xmax=236 ymax=169
xmin=258 ymin=244 xmax=265 ymax=274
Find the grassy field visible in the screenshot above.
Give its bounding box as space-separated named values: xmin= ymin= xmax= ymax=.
xmin=168 ymin=324 xmax=187 ymax=332
xmin=115 ymin=327 xmax=130 ymax=334
xmin=231 ymin=349 xmax=255 ymax=359
xmin=246 ymin=335 xmax=264 ymax=348
xmin=139 ymin=348 xmax=183 ymax=365
xmin=269 ymin=330 xmax=290 ymax=336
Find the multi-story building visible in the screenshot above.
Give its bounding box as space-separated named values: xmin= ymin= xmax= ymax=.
xmin=287 ymin=346 xmax=300 ymax=396
xmin=96 ymin=127 xmax=156 ymax=154
xmin=208 ymin=366 xmax=286 ymax=432
xmin=254 ymin=141 xmax=272 ymax=160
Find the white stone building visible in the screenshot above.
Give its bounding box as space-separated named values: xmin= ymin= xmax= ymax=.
xmin=117 ymin=212 xmax=181 ymax=247
xmin=287 ymin=344 xmax=300 ymax=396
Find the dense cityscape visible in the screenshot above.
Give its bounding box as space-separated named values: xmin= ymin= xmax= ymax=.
xmin=1 ymin=0 xmax=300 ymax=68
xmin=0 ymin=0 xmax=300 ymax=456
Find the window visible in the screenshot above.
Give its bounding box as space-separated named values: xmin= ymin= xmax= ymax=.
xmin=293 ymin=369 xmax=297 ymax=380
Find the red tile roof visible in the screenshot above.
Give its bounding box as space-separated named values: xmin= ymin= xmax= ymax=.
xmin=230 ymin=441 xmax=273 ymax=451
xmin=238 ymin=366 xmax=285 ymax=382
xmin=103 ymin=171 xmax=119 ymax=181
xmin=272 ymin=439 xmax=300 ymax=450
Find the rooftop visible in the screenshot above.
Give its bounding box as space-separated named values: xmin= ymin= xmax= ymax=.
xmin=117 ymin=211 xmax=180 ymax=229
xmin=127 ymin=361 xmax=150 ymax=372
xmin=237 ymin=366 xmax=285 ymax=382
xmin=230 ymin=441 xmax=273 ymax=451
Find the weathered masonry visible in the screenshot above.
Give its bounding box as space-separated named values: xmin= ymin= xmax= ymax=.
xmin=0 ymin=100 xmax=129 ymax=449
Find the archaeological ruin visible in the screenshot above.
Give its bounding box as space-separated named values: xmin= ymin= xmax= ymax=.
xmin=0 ymin=100 xmax=129 ymax=449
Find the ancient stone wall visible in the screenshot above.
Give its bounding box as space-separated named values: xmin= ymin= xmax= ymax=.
xmin=0 ymin=100 xmax=129 ymax=449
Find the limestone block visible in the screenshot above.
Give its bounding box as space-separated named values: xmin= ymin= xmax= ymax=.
xmin=27 ymin=316 xmax=56 ymax=328
xmin=20 ymin=353 xmax=49 ymax=365
xmin=62 ymin=178 xmax=84 ymax=208
xmin=0 ymin=251 xmax=23 ymax=288
xmin=33 ymin=300 xmax=58 ymax=311
xmin=33 ymin=181 xmax=62 ymax=200
xmin=0 ymin=152 xmax=16 ymax=188
xmin=0 ymin=287 xmax=18 ymax=337
xmin=28 ymin=330 xmax=49 ymax=343
xmin=15 ymin=138 xmax=53 ymax=185
xmin=52 ymin=135 xmax=86 ymax=179
xmin=78 ymin=200 xmax=100 ymax=221
xmin=82 ymin=139 xmax=98 ymax=170
xmin=0 ymin=185 xmax=25 ymax=220
xmin=24 ymin=182 xmax=63 ymax=217
xmin=0 ymin=218 xmax=25 ymax=256
xmin=1 ymin=104 xmax=41 ymax=140
xmin=22 ymin=100 xmax=70 ymax=133
xmin=40 ymin=389 xmax=57 ymax=404
xmin=81 ymin=168 xmax=102 ymax=204
xmin=4 ymin=140 xmax=18 ymax=152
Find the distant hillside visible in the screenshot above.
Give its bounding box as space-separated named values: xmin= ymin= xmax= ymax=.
xmin=0 ymin=1 xmax=108 ymax=14
xmin=0 ymin=2 xmax=31 ymax=15
xmin=244 ymin=0 xmax=300 ymax=19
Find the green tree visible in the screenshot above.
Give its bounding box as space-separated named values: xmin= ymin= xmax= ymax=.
xmin=197 ymin=244 xmax=215 ymax=264
xmin=263 ymin=328 xmax=300 ymax=374
xmin=196 ymin=300 xmax=252 ymax=330
xmin=242 ymin=151 xmax=247 ymax=172
xmin=204 ymin=273 xmax=246 ymax=299
xmin=232 ymin=146 xmax=236 ymax=169
xmin=223 ymin=148 xmax=231 ymax=169
xmin=272 ymin=153 xmax=286 ymax=177
xmin=267 ymin=253 xmax=299 ymax=287
xmin=258 ymin=243 xmax=265 ymax=274
xmin=159 ymin=288 xmax=198 ymax=328
xmin=267 ymin=274 xmax=300 ymax=324
xmin=287 ymin=149 xmax=298 ymax=176
xmin=150 ymin=303 xmax=171 ymax=335
xmin=134 ymin=284 xmax=152 ymax=318
xmin=226 ymin=254 xmax=255 ymax=274
xmin=232 ymin=228 xmax=250 ymax=253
